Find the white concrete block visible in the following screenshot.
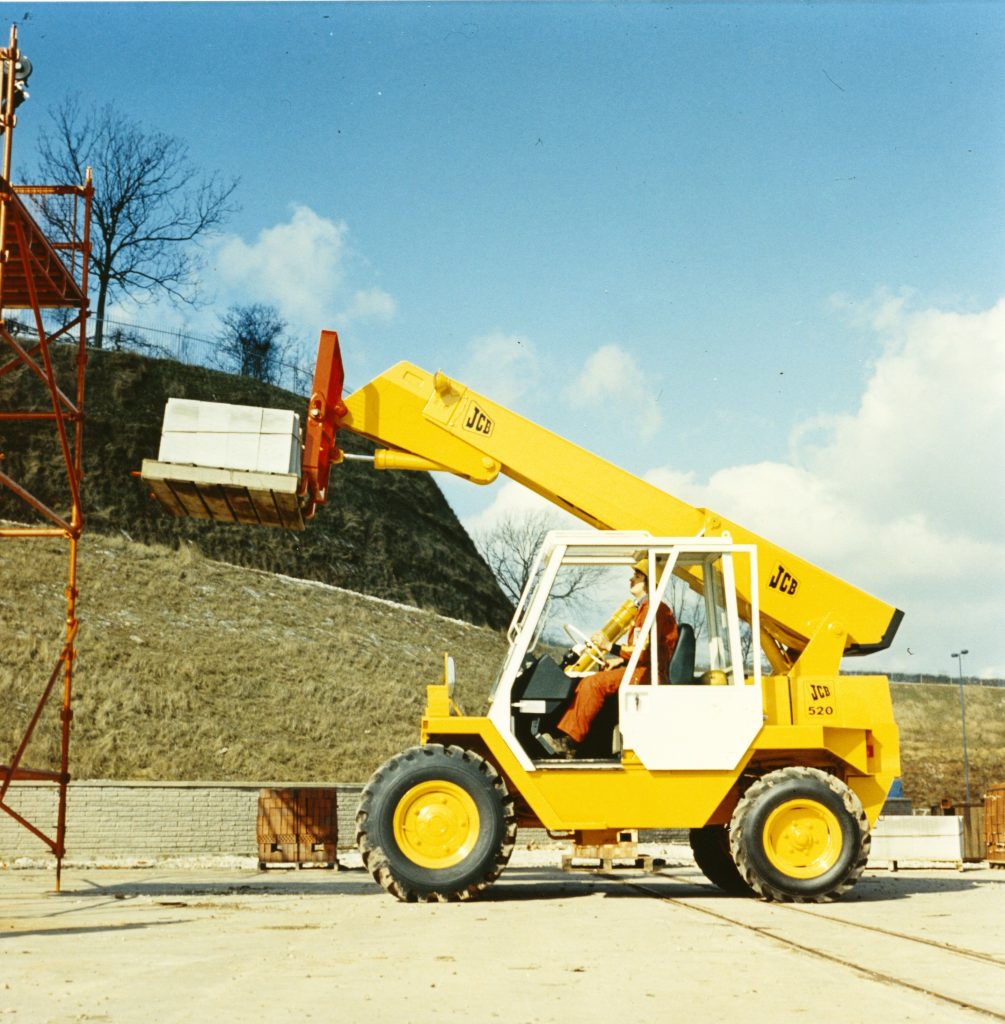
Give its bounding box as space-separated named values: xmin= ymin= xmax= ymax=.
xmin=162 ymin=397 xmax=267 ymax=434
xmin=223 ymin=403 xmax=264 ymax=433
xmin=260 ymin=407 xmax=298 ymax=435
xmin=157 ymin=430 xmax=228 ymax=466
xmin=157 ymin=399 xmax=302 ymax=475
xmin=256 ymin=430 xmax=300 ymax=475
xmin=161 ymin=397 xmax=201 ymax=432
xmin=874 ymin=816 xmax=963 ymax=838
xmin=224 ymin=433 xmax=260 ymax=472
xmin=157 ymin=432 xmax=180 ymax=464
xmin=870 ymin=815 xmax=963 ymax=865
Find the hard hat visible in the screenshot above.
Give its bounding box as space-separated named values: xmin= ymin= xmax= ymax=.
xmin=632 ymin=554 xmax=668 ymax=577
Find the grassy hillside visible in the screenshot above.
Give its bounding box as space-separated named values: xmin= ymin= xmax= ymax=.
xmin=1 ymin=532 xmax=506 ymax=782
xmin=2 ymin=532 xmax=1002 ymax=805
xmin=891 ymin=682 xmax=1003 ymax=808
xmin=0 ymin=345 xmax=511 ymax=629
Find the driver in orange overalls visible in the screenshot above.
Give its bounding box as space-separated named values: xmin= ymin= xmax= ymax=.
xmin=545 ymin=558 xmax=678 ymax=758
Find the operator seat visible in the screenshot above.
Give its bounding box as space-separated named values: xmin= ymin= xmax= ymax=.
xmin=668 ymin=623 xmax=696 ymax=683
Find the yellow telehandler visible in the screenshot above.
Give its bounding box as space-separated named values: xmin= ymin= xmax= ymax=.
xmin=143 ymin=330 xmax=902 ymax=904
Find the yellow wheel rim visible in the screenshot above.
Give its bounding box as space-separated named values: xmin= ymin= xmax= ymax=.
xmin=762 ymin=799 xmax=843 ymax=879
xmin=393 ymin=780 xmax=480 ymax=870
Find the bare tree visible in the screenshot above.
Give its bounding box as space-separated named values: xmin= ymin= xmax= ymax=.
xmin=474 ymin=509 xmax=591 ymax=606
xmin=34 ymin=99 xmax=238 ymax=349
xmin=666 ymin=574 xmax=707 ymax=639
xmin=216 ymin=303 xmax=289 ymax=385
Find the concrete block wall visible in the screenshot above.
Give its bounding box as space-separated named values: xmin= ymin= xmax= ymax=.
xmin=1 ymin=783 xmax=980 ymax=866
xmin=0 ymin=782 xmax=364 ymax=861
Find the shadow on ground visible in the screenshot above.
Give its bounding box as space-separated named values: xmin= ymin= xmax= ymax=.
xmin=26 ymin=864 xmax=1002 ymax=904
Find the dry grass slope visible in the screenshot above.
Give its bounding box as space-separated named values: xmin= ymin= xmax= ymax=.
xmin=1 ymin=532 xmax=506 ymax=782
xmin=2 ymin=531 xmax=1002 ymax=805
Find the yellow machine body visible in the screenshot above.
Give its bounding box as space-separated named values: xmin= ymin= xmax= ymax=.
xmin=421 ymin=674 xmax=898 ymax=833
xmin=332 ymin=353 xmax=902 ymax=841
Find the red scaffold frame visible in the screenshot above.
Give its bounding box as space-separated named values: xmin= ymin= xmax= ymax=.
xmin=0 ymin=24 xmax=92 ymax=889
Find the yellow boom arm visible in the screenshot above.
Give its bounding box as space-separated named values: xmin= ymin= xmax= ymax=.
xmin=318 ymin=340 xmax=902 ymax=673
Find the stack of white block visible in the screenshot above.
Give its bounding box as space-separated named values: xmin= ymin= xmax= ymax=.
xmin=870 ymin=814 xmax=964 ymax=867
xmin=157 ymin=398 xmax=301 ymax=477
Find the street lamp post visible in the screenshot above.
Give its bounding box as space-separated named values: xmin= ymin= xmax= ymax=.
xmin=951 ymin=649 xmax=971 ymax=803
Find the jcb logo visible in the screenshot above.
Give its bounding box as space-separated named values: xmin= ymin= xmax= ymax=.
xmin=463 ymin=403 xmax=494 ymax=436
xmin=810 ymin=683 xmax=831 ymax=701
xmin=768 ymin=563 xmax=798 ymax=596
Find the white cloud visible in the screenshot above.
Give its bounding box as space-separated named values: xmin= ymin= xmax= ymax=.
xmin=103 ymin=206 xmax=397 ymax=375
xmin=458 ymin=331 xmax=539 ymax=408
xmin=460 ymin=298 xmax=1005 ymax=676
xmin=647 ymin=296 xmax=1005 ymax=677
xmin=462 ymin=479 xmax=578 ymax=537
xmin=210 ymin=205 xmax=350 ymax=333
xmin=565 ymin=343 xmax=662 ymax=440
xmin=339 ymin=288 xmax=397 ymax=324
xmin=802 ymin=297 xmax=1005 ymax=542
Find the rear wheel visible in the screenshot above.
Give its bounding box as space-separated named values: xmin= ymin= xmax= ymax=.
xmin=689 ymin=825 xmax=753 ymax=896
xmin=729 ymin=767 xmax=869 ymax=902
xmin=356 ymin=744 xmax=517 ymax=902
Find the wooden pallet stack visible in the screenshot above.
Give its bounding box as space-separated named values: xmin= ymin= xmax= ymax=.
xmin=257 ymin=788 xmax=339 ymax=869
xmin=561 ymin=828 xmax=665 ymax=873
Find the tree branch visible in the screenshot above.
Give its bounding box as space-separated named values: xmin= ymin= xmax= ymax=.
xmin=33 ymin=99 xmax=240 ymax=347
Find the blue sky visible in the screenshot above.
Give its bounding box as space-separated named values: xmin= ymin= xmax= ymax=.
xmin=9 ymin=2 xmax=1005 ymax=676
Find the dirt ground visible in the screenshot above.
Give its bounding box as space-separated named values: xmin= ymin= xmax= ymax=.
xmin=1 ymin=847 xmax=1003 ymax=1024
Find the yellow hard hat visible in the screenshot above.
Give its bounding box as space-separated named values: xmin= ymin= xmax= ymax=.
xmin=632 ymin=554 xmax=668 ymax=577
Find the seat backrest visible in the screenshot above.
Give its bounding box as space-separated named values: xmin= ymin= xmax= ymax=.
xmin=668 ymin=623 xmax=696 ymax=684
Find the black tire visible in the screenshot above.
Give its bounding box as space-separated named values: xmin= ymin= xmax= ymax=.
xmin=689 ymin=825 xmax=754 ymax=896
xmin=729 ymin=766 xmax=870 ymax=903
xmin=356 ymin=744 xmax=517 ymax=902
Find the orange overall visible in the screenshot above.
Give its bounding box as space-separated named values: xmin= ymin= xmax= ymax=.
xmin=557 ymin=600 xmax=678 ymax=744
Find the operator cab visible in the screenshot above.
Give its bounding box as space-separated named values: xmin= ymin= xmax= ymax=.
xmin=487 ymin=532 xmax=764 ymax=771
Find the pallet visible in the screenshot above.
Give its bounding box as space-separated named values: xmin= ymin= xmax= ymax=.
xmin=561 ymin=829 xmax=665 ymax=873
xmin=562 ymin=852 xmax=666 ymax=873
xmin=257 ymin=856 xmax=338 ymax=871
xmin=141 ymin=459 xmax=304 ymax=530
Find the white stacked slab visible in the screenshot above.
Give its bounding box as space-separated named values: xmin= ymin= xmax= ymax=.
xmin=141 ymin=398 xmax=305 ymax=530
xmin=870 ymin=814 xmax=964 ymax=867
xmin=157 ymin=398 xmax=301 ymax=476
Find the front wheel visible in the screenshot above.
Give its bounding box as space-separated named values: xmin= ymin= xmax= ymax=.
xmin=729 ymin=767 xmax=870 ymax=902
xmin=356 ymin=744 xmax=517 ymax=902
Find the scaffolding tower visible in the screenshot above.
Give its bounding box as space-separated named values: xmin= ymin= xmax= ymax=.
xmin=0 ymin=24 xmax=92 ymax=888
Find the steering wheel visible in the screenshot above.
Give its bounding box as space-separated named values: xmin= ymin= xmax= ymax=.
xmin=563 ymin=623 xmax=607 ymax=669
